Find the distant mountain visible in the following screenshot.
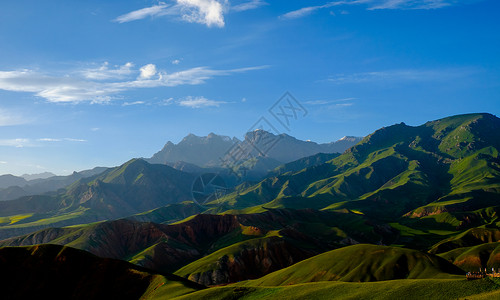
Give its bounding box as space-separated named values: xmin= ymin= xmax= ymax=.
xmin=233 ymin=131 xmax=362 ymax=164
xmin=0 ymin=244 xmax=203 ymax=299
xmin=148 ymin=133 xmax=239 ymax=166
xmin=0 ymin=159 xmax=194 ymax=239
xmin=0 ymin=174 xmax=27 ymax=189
xmin=0 ymin=167 xmax=108 ymax=201
xmin=148 ymin=131 xmax=362 ymax=180
xmin=21 ymin=172 xmax=56 ymax=181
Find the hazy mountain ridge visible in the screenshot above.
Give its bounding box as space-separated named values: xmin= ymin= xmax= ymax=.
xmin=148 ymin=131 xmax=362 ymax=169
xmin=0 ymin=167 xmax=108 ymax=201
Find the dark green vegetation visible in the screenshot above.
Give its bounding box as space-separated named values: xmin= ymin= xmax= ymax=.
xmin=0 ymin=244 xmax=204 ymax=299
xmin=1 ymin=113 xmax=500 ymax=299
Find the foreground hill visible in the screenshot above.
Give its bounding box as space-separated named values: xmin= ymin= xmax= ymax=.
xmin=172 ymin=278 xmax=500 ymax=300
xmin=246 ymin=244 xmax=463 ymax=286
xmin=0 ymin=244 xmax=204 ymax=299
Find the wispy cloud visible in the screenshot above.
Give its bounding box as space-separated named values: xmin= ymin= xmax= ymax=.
xmin=231 ymin=0 xmax=268 ymax=12
xmin=178 ymin=96 xmax=228 ymax=108
xmin=305 ymin=97 xmax=356 ymax=105
xmin=0 ymin=64 xmax=266 ymax=103
xmin=114 ymin=0 xmax=227 ymax=28
xmin=0 ymin=108 xmax=29 ymax=126
xmin=37 ymin=138 xmax=87 ymax=142
xmin=305 ymin=97 xmax=356 ymax=110
xmin=327 ymin=68 xmax=477 ymax=84
xmin=0 ymin=139 xmax=32 ymax=148
xmin=80 ymin=62 xmax=134 ymax=80
xmin=0 ymin=138 xmax=86 ymax=148
xmin=122 ymin=101 xmax=146 ymax=106
xmin=114 ymin=3 xmax=173 ymax=23
xmin=281 ymin=0 xmax=463 ymax=19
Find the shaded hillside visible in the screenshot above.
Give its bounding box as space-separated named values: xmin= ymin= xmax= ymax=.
xmin=438 ymin=242 xmax=500 ymax=272
xmin=0 ymin=159 xmax=194 ymax=239
xmin=430 ymin=227 xmax=500 ymax=254
xmin=247 ymin=244 xmax=464 ymax=286
xmin=0 ymin=244 xmax=203 ymax=300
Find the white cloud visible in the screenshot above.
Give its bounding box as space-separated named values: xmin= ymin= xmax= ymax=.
xmin=37 ymin=138 xmax=62 ymax=142
xmin=123 ymin=101 xmax=146 ymax=106
xmin=231 ymin=0 xmax=268 ymax=12
xmin=64 ymin=138 xmax=87 ymax=142
xmin=114 ymin=0 xmax=227 ymax=28
xmin=0 ymin=108 xmax=29 ymax=126
xmin=0 ymin=137 xmax=87 ymax=147
xmin=0 ymin=161 xmax=6 ymax=164
xmin=172 ymin=59 xmax=181 ymax=65
xmin=281 ymin=0 xmax=461 ymax=19
xmin=0 ymin=64 xmax=265 ymax=103
xmin=177 ymin=0 xmax=227 ymax=27
xmin=114 ymin=3 xmax=172 ymax=23
xmin=327 ymin=68 xmax=477 ymax=84
xmin=178 ymin=96 xmax=227 ymax=108
xmin=305 ymin=97 xmax=356 ymax=105
xmin=0 ymin=138 xmax=32 ymax=148
xmin=139 ymin=64 xmax=157 ymax=79
xmin=81 ymin=62 xmax=134 ymax=80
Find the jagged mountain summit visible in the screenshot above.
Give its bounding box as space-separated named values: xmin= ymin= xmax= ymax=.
xmin=147 ymin=131 xmax=362 ymax=168
xmin=148 ymin=133 xmax=239 ymax=167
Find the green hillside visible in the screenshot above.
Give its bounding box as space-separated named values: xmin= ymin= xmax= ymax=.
xmin=171 ymin=278 xmax=500 ymax=300
xmin=245 ymin=244 xmax=463 ymax=286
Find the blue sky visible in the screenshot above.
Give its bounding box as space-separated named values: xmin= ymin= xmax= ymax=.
xmin=0 ymin=0 xmax=499 ymax=175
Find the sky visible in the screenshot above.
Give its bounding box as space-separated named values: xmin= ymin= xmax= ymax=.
xmin=0 ymin=0 xmax=499 ymax=175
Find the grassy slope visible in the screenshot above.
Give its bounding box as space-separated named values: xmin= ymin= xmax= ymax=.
xmin=243 ymin=244 xmax=463 ymax=286
xmin=170 ymin=278 xmax=500 ymax=300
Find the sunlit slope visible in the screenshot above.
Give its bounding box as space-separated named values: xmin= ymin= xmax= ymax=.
xmin=214 ymin=113 xmax=500 ymax=227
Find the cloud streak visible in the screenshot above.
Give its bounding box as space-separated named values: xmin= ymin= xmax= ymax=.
xmin=231 ymin=0 xmax=268 ymax=12
xmin=281 ymin=0 xmax=463 ymax=19
xmin=0 ymin=109 xmax=29 ymax=126
xmin=177 ymin=96 xmax=228 ymax=108
xmin=327 ymin=68 xmax=478 ymax=84
xmin=114 ymin=0 xmax=227 ymax=28
xmin=0 ymin=64 xmax=266 ymax=103
xmin=0 ymin=138 xmax=86 ymax=148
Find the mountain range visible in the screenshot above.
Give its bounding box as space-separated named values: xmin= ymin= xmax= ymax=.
xmin=1 ymin=113 xmax=500 ymax=299
xmin=148 ymin=131 xmax=361 ymax=173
